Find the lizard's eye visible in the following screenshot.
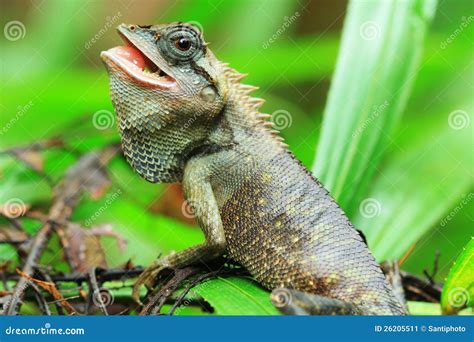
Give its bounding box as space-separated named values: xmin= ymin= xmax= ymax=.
xmin=160 ymin=26 xmax=202 ymax=62
xmin=175 ymin=37 xmax=192 ymax=51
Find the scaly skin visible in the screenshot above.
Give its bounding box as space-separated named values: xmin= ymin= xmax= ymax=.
xmin=101 ymin=23 xmax=406 ymax=315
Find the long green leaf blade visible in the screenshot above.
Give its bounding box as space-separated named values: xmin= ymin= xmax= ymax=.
xmin=312 ymin=0 xmax=437 ymax=214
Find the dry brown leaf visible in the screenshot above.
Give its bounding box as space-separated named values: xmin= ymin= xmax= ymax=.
xmin=16 ymin=269 xmax=76 ymax=315
xmin=0 ymin=227 xmax=28 ymax=243
xmin=14 ymin=150 xmax=44 ymax=172
xmin=65 ymin=223 xmax=126 ymax=273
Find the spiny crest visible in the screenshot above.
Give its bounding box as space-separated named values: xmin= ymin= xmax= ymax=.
xmin=220 ymin=62 xmax=288 ymax=148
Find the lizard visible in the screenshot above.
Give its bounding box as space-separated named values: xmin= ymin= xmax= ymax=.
xmin=101 ymin=22 xmax=407 ymax=315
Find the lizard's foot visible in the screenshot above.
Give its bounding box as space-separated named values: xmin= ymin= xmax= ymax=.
xmin=132 ymin=257 xmax=173 ymax=305
xmin=271 ymin=288 xmax=362 ymax=315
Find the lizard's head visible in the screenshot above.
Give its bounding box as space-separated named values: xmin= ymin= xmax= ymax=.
xmin=101 ymin=23 xmax=227 ymax=183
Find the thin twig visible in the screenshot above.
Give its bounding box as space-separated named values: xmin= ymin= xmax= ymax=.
xmin=400 ymin=270 xmax=442 ymax=303
xmin=88 ymin=268 xmax=108 ymax=316
xmin=3 ymin=145 xmax=119 ymax=315
xmin=37 ymin=270 xmax=65 ymax=315
xmin=29 ymin=282 xmax=52 ymax=316
xmin=16 ymin=269 xmax=77 ymax=315
xmin=423 ymin=251 xmax=441 ymax=285
xmin=3 ymin=267 xmax=144 ymax=283
xmin=168 ymin=269 xmax=224 ymax=315
xmin=139 ymin=266 xmax=202 ymax=316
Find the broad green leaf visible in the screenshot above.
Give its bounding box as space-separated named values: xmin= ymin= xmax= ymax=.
xmin=352 ymin=105 xmax=472 ymax=260
xmin=407 ymin=301 xmax=441 ymax=315
xmin=192 ymin=276 xmax=279 ymax=315
xmin=441 ymin=237 xmax=474 ymax=314
xmin=312 ymin=0 xmax=437 ymax=211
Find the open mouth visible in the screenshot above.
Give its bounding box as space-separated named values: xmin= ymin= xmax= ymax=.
xmin=100 ymin=33 xmax=175 ymax=89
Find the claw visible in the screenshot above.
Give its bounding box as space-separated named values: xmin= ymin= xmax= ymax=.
xmin=132 ymin=259 xmax=170 ymax=305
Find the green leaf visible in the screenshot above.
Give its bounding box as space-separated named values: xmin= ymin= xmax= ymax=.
xmin=192 ymin=276 xmax=280 ymax=315
xmin=407 ymin=301 xmax=441 ymax=315
xmin=441 ymin=237 xmax=474 ymax=314
xmin=352 ymin=106 xmax=472 ymax=260
xmin=312 ymin=0 xmax=437 ymax=211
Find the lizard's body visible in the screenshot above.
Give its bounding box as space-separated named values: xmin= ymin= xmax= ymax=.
xmin=101 ymin=23 xmax=406 ymax=315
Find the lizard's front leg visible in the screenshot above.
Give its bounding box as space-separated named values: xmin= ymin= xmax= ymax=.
xmin=132 ymin=157 xmax=226 ymax=303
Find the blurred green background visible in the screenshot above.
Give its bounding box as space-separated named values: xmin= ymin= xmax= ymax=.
xmin=0 ymin=0 xmax=472 ymax=315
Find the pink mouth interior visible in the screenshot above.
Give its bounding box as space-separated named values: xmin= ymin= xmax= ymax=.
xmin=112 ymin=46 xmax=147 ymax=71
xmin=102 ymin=42 xmax=174 ymax=88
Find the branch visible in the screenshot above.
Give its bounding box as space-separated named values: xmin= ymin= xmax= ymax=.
xmin=3 ymin=145 xmax=120 ymax=315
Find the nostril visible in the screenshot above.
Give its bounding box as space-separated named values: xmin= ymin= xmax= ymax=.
xmin=129 ymin=25 xmax=136 ymax=31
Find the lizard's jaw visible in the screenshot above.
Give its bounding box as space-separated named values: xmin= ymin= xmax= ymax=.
xmin=101 ymin=38 xmax=176 ymax=90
